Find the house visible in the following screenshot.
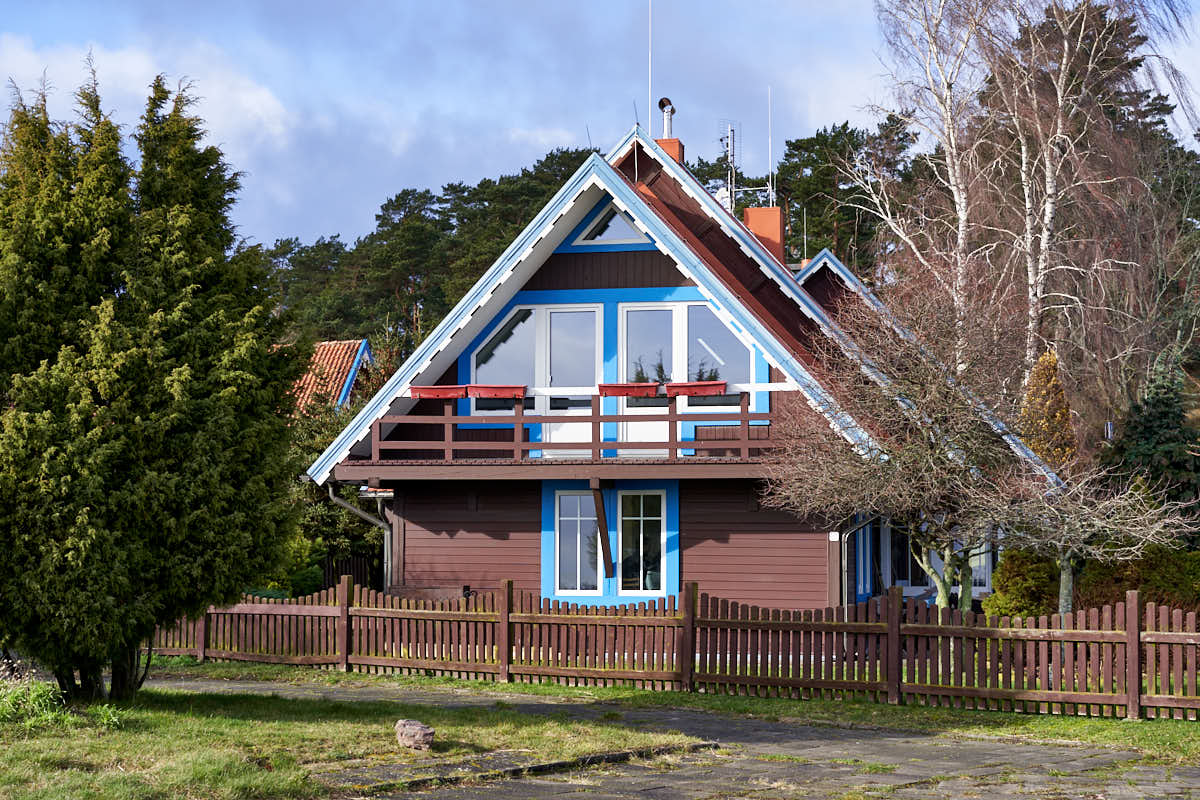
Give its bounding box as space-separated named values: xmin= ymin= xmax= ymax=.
xmin=294 ymin=339 xmax=374 ymax=413
xmin=306 ymin=117 xmax=1026 ymax=608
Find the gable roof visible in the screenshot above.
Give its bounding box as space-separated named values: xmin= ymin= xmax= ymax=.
xmin=306 ymin=125 xmax=1056 ymax=486
xmin=305 ymin=135 xmax=877 ymax=484
xmin=294 ymin=339 xmax=372 ymax=412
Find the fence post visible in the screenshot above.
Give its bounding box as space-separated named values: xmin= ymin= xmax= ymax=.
xmin=195 ymin=610 xmax=208 ymax=663
xmin=680 ymin=582 xmax=697 ymax=692
xmin=887 ymin=586 xmax=903 ymax=705
xmin=1125 ymin=589 xmax=1141 ymax=721
xmin=337 ymin=574 xmax=352 ymax=673
xmin=498 ymin=579 xmax=512 ymax=683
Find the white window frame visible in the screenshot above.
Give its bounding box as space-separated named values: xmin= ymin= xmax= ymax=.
xmin=617 ymin=489 xmax=668 ymax=597
xmin=573 ymin=201 xmax=651 ymax=246
xmin=617 ymin=301 xmax=753 ymax=413
xmin=554 ymin=489 xmax=602 ymax=596
xmin=470 ymin=303 xmax=603 ymax=416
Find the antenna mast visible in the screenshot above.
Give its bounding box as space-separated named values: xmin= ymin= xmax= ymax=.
xmin=767 ymin=86 xmax=776 ymax=206
xmin=647 ymin=0 xmax=652 ymax=138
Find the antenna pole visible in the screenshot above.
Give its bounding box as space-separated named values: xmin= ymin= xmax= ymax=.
xmin=647 ymin=0 xmax=652 ymax=138
xmin=767 ymin=86 xmax=775 ymax=206
xmin=803 ymin=206 xmax=808 ymax=260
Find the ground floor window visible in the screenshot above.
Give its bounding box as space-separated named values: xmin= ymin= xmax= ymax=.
xmin=541 ymin=480 xmax=678 ymax=604
xmin=556 ymin=492 xmax=599 ymax=593
xmin=619 ymin=491 xmax=664 ymax=593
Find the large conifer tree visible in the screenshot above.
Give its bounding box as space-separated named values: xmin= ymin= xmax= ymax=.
xmin=0 ymin=77 xmax=303 ymax=699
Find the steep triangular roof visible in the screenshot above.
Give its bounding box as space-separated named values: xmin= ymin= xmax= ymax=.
xmin=306 ymin=134 xmax=874 ymax=484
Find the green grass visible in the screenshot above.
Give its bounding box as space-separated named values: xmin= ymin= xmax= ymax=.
xmin=0 ymin=681 xmax=695 ymax=800
xmin=831 ymin=758 xmax=898 ymax=774
xmin=150 ymin=657 xmax=1200 ymax=765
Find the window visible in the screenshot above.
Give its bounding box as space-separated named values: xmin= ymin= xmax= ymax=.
xmin=470 ymin=305 xmax=600 ymax=414
xmin=575 ymin=204 xmax=649 ymax=245
xmin=686 ymin=305 xmax=750 ymax=405
xmin=889 ymin=526 xmax=929 ymax=587
xmin=474 ymin=308 xmax=534 ymax=410
xmin=619 ymin=492 xmax=664 ymax=593
xmin=549 ymin=309 xmax=596 ymax=410
xmin=557 ymin=493 xmax=599 ymax=593
xmin=619 ymin=303 xmax=752 ymax=409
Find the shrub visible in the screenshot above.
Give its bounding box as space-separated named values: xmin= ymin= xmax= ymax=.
xmin=1077 ymin=546 xmax=1200 ymax=613
xmin=982 ymin=548 xmax=1059 ymax=619
xmin=0 ymin=680 xmax=71 ymax=730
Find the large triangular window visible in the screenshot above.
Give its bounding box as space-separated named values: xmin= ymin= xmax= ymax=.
xmin=574 ymin=203 xmax=650 ymax=246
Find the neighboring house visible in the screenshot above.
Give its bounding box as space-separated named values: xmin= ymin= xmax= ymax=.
xmin=294 ymin=339 xmax=374 ymax=413
xmin=307 ymin=121 xmax=1033 ymax=608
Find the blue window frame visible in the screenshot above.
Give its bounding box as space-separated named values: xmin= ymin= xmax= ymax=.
xmin=540 ymin=480 xmax=679 ymax=605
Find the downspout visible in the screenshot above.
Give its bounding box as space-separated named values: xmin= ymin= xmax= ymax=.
xmin=327 ymin=483 xmax=391 ymax=587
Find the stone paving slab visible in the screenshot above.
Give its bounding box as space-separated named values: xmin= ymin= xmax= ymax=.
xmin=146 ymin=678 xmax=1195 ymax=799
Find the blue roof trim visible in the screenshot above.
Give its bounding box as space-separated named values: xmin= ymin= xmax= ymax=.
xmin=335 ymin=339 xmax=372 ymax=409
xmin=306 ymin=150 xmax=874 ymax=483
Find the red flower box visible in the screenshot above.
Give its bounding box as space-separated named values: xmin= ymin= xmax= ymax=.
xmin=466 ymin=384 xmax=527 ymax=399
xmin=664 ymin=380 xmax=728 ymax=397
xmin=598 ymin=382 xmax=660 ymax=397
xmin=409 ymin=385 xmax=468 ymax=399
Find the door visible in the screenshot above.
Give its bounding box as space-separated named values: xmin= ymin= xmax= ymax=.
xmin=620 ymin=307 xmax=674 ymax=456
xmin=543 ymin=309 xmax=598 ymax=457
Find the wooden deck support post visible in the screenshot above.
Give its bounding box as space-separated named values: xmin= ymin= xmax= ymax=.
xmin=887 ymin=586 xmax=903 ymax=705
xmin=337 ymin=574 xmax=352 ymax=672
xmin=738 ymin=392 xmax=750 ymax=460
xmin=498 ymin=579 xmax=513 ymax=683
xmin=1126 ymin=589 xmax=1141 ymax=720
xmin=680 ymin=582 xmax=698 ymax=692
xmin=443 ymin=399 xmax=454 ymax=462
xmin=195 ymin=611 xmax=208 ymax=663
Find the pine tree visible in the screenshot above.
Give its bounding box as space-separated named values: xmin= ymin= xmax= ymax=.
xmin=0 ymin=77 xmax=304 ymax=700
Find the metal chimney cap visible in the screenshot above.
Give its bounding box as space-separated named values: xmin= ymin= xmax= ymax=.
xmin=658 ymin=97 xmax=674 ymax=111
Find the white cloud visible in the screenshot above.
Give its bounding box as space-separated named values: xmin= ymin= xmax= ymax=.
xmin=506 ymin=125 xmax=575 ymax=150
xmin=0 ymin=34 xmax=293 ymax=167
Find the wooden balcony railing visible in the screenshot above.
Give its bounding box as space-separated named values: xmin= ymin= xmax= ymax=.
xmin=369 ymin=392 xmax=776 ymax=463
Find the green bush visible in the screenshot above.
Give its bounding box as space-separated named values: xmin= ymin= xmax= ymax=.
xmin=982 ymin=548 xmax=1059 ymax=619
xmin=1077 ymin=546 xmax=1200 ymax=612
xmin=289 ymin=565 xmax=324 ymax=597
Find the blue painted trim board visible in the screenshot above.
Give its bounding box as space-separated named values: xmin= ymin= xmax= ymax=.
xmin=335 ymin=339 xmax=373 ymax=409
xmin=540 ymin=479 xmax=679 ymax=605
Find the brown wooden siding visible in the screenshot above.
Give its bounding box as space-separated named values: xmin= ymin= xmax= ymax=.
xmin=521 ymin=250 xmax=692 ymax=291
xmin=801 ymin=264 xmax=852 ymax=315
xmin=394 ymin=482 xmax=541 ymax=592
xmin=680 ymin=480 xmax=832 ymax=609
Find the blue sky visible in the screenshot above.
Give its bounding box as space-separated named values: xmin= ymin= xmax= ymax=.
xmin=2 ymin=1 xmax=1197 ymax=248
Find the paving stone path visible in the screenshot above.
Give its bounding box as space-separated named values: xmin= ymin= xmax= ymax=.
xmin=147 ymin=678 xmax=1200 ymax=799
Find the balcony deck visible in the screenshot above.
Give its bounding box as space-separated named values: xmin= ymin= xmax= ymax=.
xmin=335 ymin=392 xmax=780 ymax=482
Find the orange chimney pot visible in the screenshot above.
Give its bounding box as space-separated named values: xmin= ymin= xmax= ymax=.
xmin=655 ymin=138 xmax=685 ymax=164
xmin=743 ymin=206 xmax=785 ymax=263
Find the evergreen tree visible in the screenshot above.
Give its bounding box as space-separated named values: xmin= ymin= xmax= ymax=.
xmin=1019 ymin=350 xmax=1077 ymax=470
xmin=1107 ymin=356 xmax=1200 ymax=509
xmin=0 ymin=77 xmax=304 ymax=700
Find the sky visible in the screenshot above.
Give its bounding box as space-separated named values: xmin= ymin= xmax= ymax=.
xmin=2 ymin=1 xmax=1198 ymax=248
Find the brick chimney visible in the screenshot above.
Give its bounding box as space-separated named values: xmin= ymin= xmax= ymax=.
xmin=655 ymin=97 xmax=685 ymax=164
xmin=743 ymin=206 xmax=785 ymax=263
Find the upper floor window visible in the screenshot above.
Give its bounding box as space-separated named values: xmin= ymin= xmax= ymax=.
xmin=574 ymin=203 xmax=650 ymax=246
xmin=471 ymin=305 xmax=601 ymax=413
xmin=621 ymin=302 xmax=752 ymax=408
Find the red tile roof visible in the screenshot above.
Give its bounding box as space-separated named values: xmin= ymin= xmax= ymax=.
xmin=294 ymin=339 xmax=364 ymax=411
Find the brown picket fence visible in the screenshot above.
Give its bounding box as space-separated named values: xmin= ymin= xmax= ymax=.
xmin=153 ymin=580 xmax=1200 ymax=720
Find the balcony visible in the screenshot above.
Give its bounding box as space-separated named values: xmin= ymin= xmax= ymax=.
xmin=333 ymin=385 xmax=783 ymax=482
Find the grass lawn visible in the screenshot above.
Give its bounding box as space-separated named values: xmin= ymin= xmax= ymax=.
xmin=150 ymin=656 xmax=1200 ymax=766
xmin=0 ymin=678 xmax=696 ymax=800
